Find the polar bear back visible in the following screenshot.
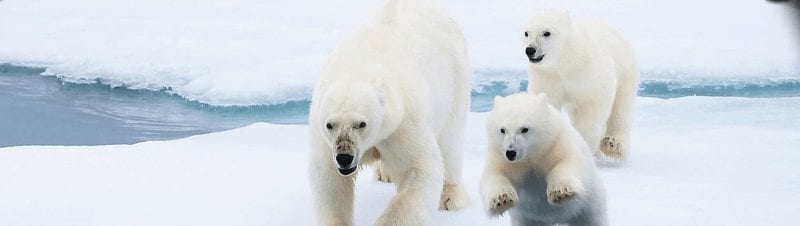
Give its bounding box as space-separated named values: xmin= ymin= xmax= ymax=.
xmin=574 ymin=19 xmax=639 ymax=86
xmin=377 ymin=0 xmax=470 ymax=131
xmin=315 ymin=0 xmax=470 ymax=132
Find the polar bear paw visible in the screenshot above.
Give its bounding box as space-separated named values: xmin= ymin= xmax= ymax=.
xmin=600 ymin=136 xmax=623 ymax=159
xmin=484 ymin=186 xmax=517 ymax=216
xmin=372 ymin=160 xmax=392 ymax=183
xmin=375 ymin=165 xmax=392 ymax=183
xmin=440 ymin=183 xmax=470 ymax=211
xmin=547 ymin=183 xmax=577 ymax=205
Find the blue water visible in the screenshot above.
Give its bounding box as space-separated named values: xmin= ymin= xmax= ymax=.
xmin=1 ymin=64 xmax=798 ymax=147
xmin=0 ymin=64 xmax=308 ymax=147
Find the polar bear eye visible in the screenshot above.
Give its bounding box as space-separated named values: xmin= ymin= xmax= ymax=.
xmin=543 ymin=31 xmax=551 ymax=37
xmin=326 ymin=123 xmax=333 ymax=130
xmin=521 ymin=128 xmax=529 ymax=133
xmin=358 ymin=121 xmax=367 ymax=128
xmin=524 ymin=31 xmax=528 ymax=37
xmin=500 ymin=128 xmax=506 ymax=134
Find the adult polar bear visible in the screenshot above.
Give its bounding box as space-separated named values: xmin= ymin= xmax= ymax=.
xmin=523 ymin=11 xmax=639 ymax=160
xmin=308 ymin=0 xmax=471 ymax=225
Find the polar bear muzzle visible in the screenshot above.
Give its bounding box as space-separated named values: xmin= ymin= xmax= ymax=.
xmin=335 ymin=154 xmax=357 ymax=175
xmin=334 ymin=133 xmax=358 ymax=175
xmin=526 ymin=46 xmax=544 ymax=63
xmin=505 ymin=150 xmax=518 ymax=161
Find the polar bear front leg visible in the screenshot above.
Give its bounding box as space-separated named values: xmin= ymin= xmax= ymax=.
xmin=545 ymin=158 xmax=585 ymax=205
xmin=374 ymin=129 xmax=444 ymax=226
xmin=437 ymin=109 xmax=471 ymax=211
xmin=480 ymin=153 xmax=517 ymax=217
xmin=480 ymin=170 xmax=518 ymax=217
xmin=375 ymin=164 xmax=443 ymax=226
xmin=310 ymin=140 xmax=356 ymax=226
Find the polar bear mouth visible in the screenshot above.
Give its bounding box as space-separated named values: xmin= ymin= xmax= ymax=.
xmin=337 ymin=165 xmax=357 ymax=176
xmin=529 ymin=56 xmax=544 ymax=63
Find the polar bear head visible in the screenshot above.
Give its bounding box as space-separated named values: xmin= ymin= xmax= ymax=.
xmin=522 ymin=10 xmax=573 ymax=65
xmin=316 ymin=82 xmax=387 ymax=176
xmin=487 ymin=93 xmax=561 ymax=162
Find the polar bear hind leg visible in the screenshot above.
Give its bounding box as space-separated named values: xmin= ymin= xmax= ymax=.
xmin=572 ymin=103 xmax=612 ymax=157
xmin=568 ymin=205 xmax=608 ymax=226
xmin=601 ymin=72 xmax=637 ymax=160
xmin=510 ymin=215 xmax=549 ymax=226
xmin=374 ymin=159 xmax=392 ymax=183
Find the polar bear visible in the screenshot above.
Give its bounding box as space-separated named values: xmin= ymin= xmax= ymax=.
xmin=523 ymin=10 xmax=640 ymax=160
xmin=308 ymin=0 xmax=471 ymax=225
xmin=480 ymin=93 xmax=607 ymax=226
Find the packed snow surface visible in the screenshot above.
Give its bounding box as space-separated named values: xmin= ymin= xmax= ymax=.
xmin=1 ymin=97 xmax=799 ymax=225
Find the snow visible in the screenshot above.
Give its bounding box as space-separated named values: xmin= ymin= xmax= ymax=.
xmin=1 ymin=0 xmax=798 ymax=223
xmin=2 ymin=96 xmax=799 ymax=225
xmin=1 ymin=0 xmax=797 ymax=106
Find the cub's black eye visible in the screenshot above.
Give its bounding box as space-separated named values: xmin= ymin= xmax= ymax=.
xmin=521 ymin=128 xmax=529 ymax=133
xmin=543 ymin=31 xmax=551 ymax=37
xmin=358 ymin=121 xmax=367 ymax=128
xmin=500 ymin=128 xmax=506 ymax=134
xmin=326 ymin=123 xmax=333 ymax=130
xmin=524 ymin=31 xmax=528 ymax=37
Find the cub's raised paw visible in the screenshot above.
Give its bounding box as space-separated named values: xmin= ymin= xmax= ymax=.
xmin=547 ymin=184 xmax=576 ymax=204
xmin=440 ymin=184 xmax=471 ymax=211
xmin=484 ymin=188 xmax=517 ymax=216
xmin=600 ymin=136 xmax=623 ymax=159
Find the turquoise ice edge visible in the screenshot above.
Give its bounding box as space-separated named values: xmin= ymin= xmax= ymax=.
xmin=3 ymin=63 xmax=799 ymax=115
xmin=1 ymin=63 xmax=798 ymax=147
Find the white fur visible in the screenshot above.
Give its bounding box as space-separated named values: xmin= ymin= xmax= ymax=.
xmin=523 ymin=10 xmax=640 ymax=160
xmin=308 ymin=0 xmax=471 ymax=225
xmin=480 ymin=93 xmax=607 ymax=226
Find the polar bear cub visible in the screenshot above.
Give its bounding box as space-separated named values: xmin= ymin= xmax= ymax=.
xmin=523 ymin=10 xmax=640 ymax=160
xmin=308 ymin=0 xmax=472 ymax=225
xmin=481 ymin=93 xmax=607 ymax=226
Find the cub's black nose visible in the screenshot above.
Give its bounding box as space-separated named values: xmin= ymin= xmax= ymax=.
xmin=525 ymin=47 xmax=536 ymax=57
xmin=505 ymin=150 xmax=517 ymax=161
xmin=335 ymin=154 xmax=354 ymax=168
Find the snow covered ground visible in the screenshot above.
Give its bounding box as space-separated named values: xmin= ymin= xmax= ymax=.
xmin=2 ymin=96 xmax=799 ymax=226
xmin=1 ymin=0 xmax=798 ymax=225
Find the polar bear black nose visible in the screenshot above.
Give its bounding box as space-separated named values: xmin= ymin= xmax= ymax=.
xmin=335 ymin=154 xmax=355 ymax=168
xmin=505 ymin=150 xmax=517 ymax=161
xmin=525 ymin=47 xmax=536 ymax=57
